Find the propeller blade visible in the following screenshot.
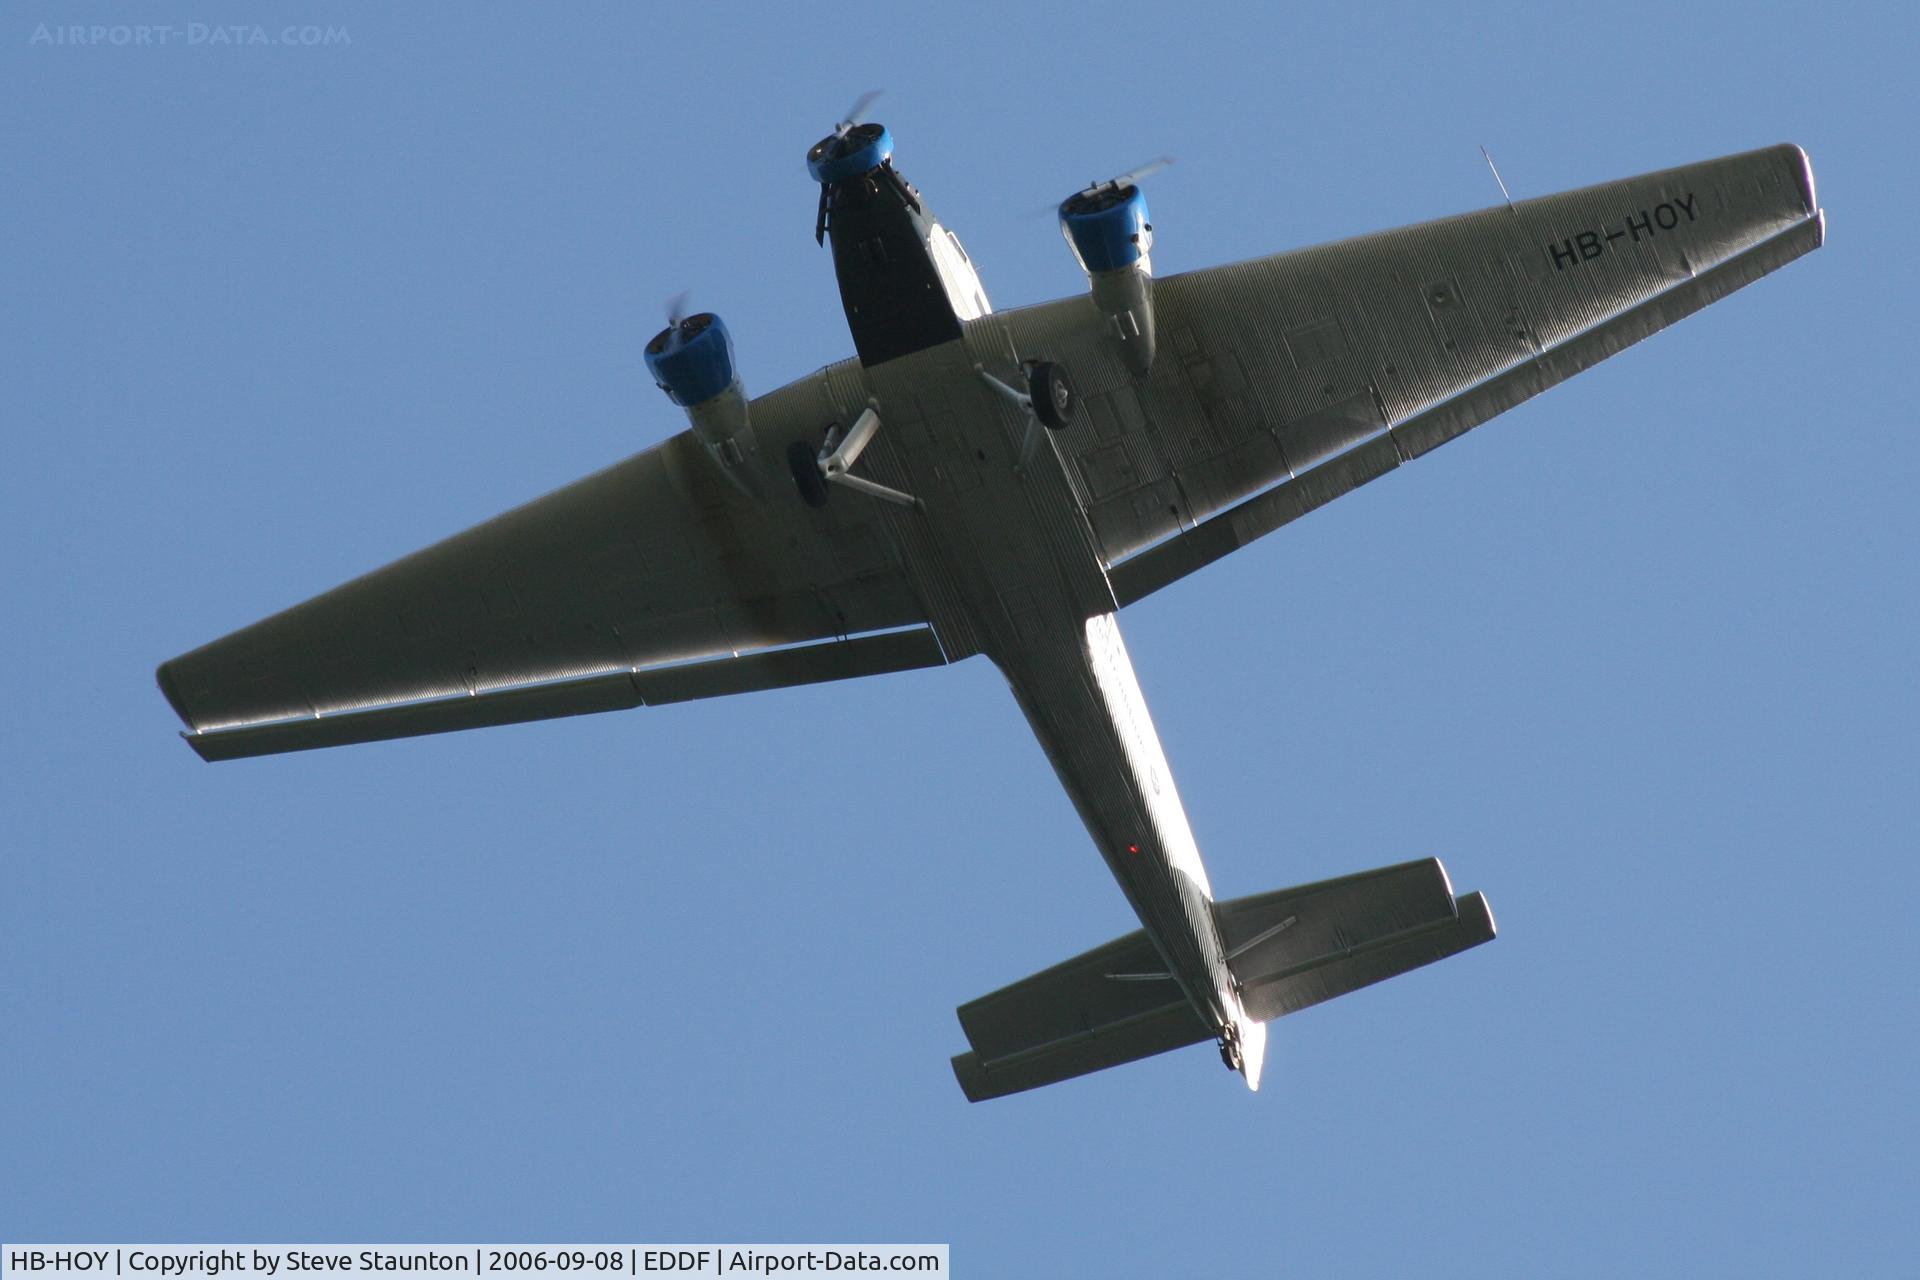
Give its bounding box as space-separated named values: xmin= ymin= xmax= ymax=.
xmin=1038 ymin=154 xmax=1175 ymax=219
xmin=834 ymin=88 xmax=884 ymax=136
xmin=1110 ymin=154 xmax=1174 ymax=189
xmin=665 ymin=289 xmax=691 ymax=329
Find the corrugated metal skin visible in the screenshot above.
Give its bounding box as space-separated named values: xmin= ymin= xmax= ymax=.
xmin=164 ymin=147 xmax=1815 ymax=740
xmin=160 ymin=371 xmax=931 ymax=735
xmin=157 ymin=144 xmax=1820 ymax=1087
xmin=804 ymin=322 xmax=1233 ymax=1031
xmin=955 ymin=924 xmax=1200 ymax=1068
xmin=911 ymin=145 xmax=1821 ymax=1060
xmin=1211 ymin=858 xmax=1496 ymax=1022
xmin=993 ymin=144 xmax=1820 ymax=570
xmin=1111 ymin=207 xmax=1824 ymax=604
xmin=813 ymin=353 xmax=992 ymax=661
xmin=183 ymin=627 xmax=947 ymax=761
xmin=992 ymin=614 xmax=1236 ymax=1035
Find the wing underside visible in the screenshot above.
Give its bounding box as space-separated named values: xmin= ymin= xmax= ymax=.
xmin=160 ymin=378 xmax=940 ymax=758
xmin=990 ymin=143 xmax=1823 ymax=598
xmin=162 ymin=145 xmax=1823 ymax=761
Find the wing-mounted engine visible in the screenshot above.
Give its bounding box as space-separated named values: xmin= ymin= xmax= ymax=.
xmin=1058 ymin=158 xmax=1171 ymax=378
xmin=643 ymin=309 xmax=765 ymax=497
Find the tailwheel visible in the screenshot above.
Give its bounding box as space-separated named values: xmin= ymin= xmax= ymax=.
xmin=788 ymin=439 xmax=829 ymax=508
xmin=1027 ymin=361 xmax=1076 ymax=430
xmin=1218 ymin=1026 xmax=1244 ymax=1072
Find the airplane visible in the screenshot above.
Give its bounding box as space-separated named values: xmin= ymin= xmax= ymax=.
xmin=157 ymin=99 xmax=1825 ymax=1101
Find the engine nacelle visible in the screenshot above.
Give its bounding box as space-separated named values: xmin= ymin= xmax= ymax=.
xmin=1059 ymin=182 xmax=1158 ymax=377
xmin=643 ymin=312 xmax=763 ymax=496
xmin=807 ymin=122 xmax=894 ymax=186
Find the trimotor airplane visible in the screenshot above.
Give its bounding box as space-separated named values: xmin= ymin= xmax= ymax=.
xmin=158 ymin=101 xmax=1824 ymax=1101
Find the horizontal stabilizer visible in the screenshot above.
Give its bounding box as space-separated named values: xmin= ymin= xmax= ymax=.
xmin=951 ymin=857 xmax=1494 ymax=1101
xmin=951 ymin=925 xmax=1211 ymax=1103
xmin=1216 ymin=858 xmax=1495 ymax=1022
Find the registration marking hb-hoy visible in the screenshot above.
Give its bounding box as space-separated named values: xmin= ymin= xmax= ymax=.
xmin=1546 ymin=191 xmax=1698 ymax=270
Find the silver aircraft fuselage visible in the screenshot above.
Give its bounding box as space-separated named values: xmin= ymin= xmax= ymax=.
xmin=161 ymin=129 xmax=1821 ymax=1098
xmin=814 ymin=157 xmax=1266 ymax=1082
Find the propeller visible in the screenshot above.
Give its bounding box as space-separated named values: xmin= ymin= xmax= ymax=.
xmin=832 ymin=88 xmax=884 ymax=138
xmin=1031 ymin=155 xmax=1176 ymax=219
xmin=812 ymin=92 xmax=884 ymax=245
xmin=648 ymin=290 xmax=702 ymax=359
xmin=1072 ymin=154 xmax=1175 ymax=200
xmin=810 ymin=90 xmax=890 ymax=244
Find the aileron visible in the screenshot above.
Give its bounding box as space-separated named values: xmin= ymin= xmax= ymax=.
xmin=176 ymin=626 xmax=947 ymax=762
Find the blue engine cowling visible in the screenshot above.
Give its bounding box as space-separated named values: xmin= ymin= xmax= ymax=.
xmin=807 ymin=122 xmax=894 ymax=186
xmin=1058 ymin=183 xmax=1158 ymax=376
xmin=643 ymin=312 xmax=763 ymax=497
xmin=1058 ymin=182 xmax=1153 ymax=274
xmin=644 ymin=312 xmax=735 ymax=408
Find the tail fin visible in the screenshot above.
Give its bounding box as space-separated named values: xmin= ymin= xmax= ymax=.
xmin=950 ymin=857 xmax=1493 ymax=1102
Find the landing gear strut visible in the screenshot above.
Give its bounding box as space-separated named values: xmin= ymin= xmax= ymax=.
xmin=787 ymin=402 xmax=918 ymax=510
xmin=976 ymin=358 xmax=1078 ymax=470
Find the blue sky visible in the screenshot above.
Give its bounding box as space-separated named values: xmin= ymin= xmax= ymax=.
xmin=4 ymin=1 xmax=1914 ymax=1272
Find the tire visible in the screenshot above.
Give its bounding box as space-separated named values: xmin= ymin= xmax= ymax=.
xmin=1028 ymin=361 xmax=1076 ymax=430
xmin=788 ymin=439 xmax=829 ymax=508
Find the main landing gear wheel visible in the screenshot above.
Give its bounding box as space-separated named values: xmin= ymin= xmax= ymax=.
xmin=788 ymin=439 xmax=829 ymax=508
xmin=1028 ymin=361 xmax=1076 ymax=430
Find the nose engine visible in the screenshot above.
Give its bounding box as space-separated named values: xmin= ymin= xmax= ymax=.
xmin=643 ymin=311 xmax=763 ymax=497
xmin=1058 ymin=161 xmax=1168 ymax=377
xmin=806 ymin=105 xmax=985 ymax=368
xmin=807 ymin=120 xmax=895 ymax=189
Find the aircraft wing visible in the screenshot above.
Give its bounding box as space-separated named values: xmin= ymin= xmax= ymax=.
xmin=159 ymin=377 xmax=941 ymax=761
xmin=995 ymin=143 xmax=1823 ymax=604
